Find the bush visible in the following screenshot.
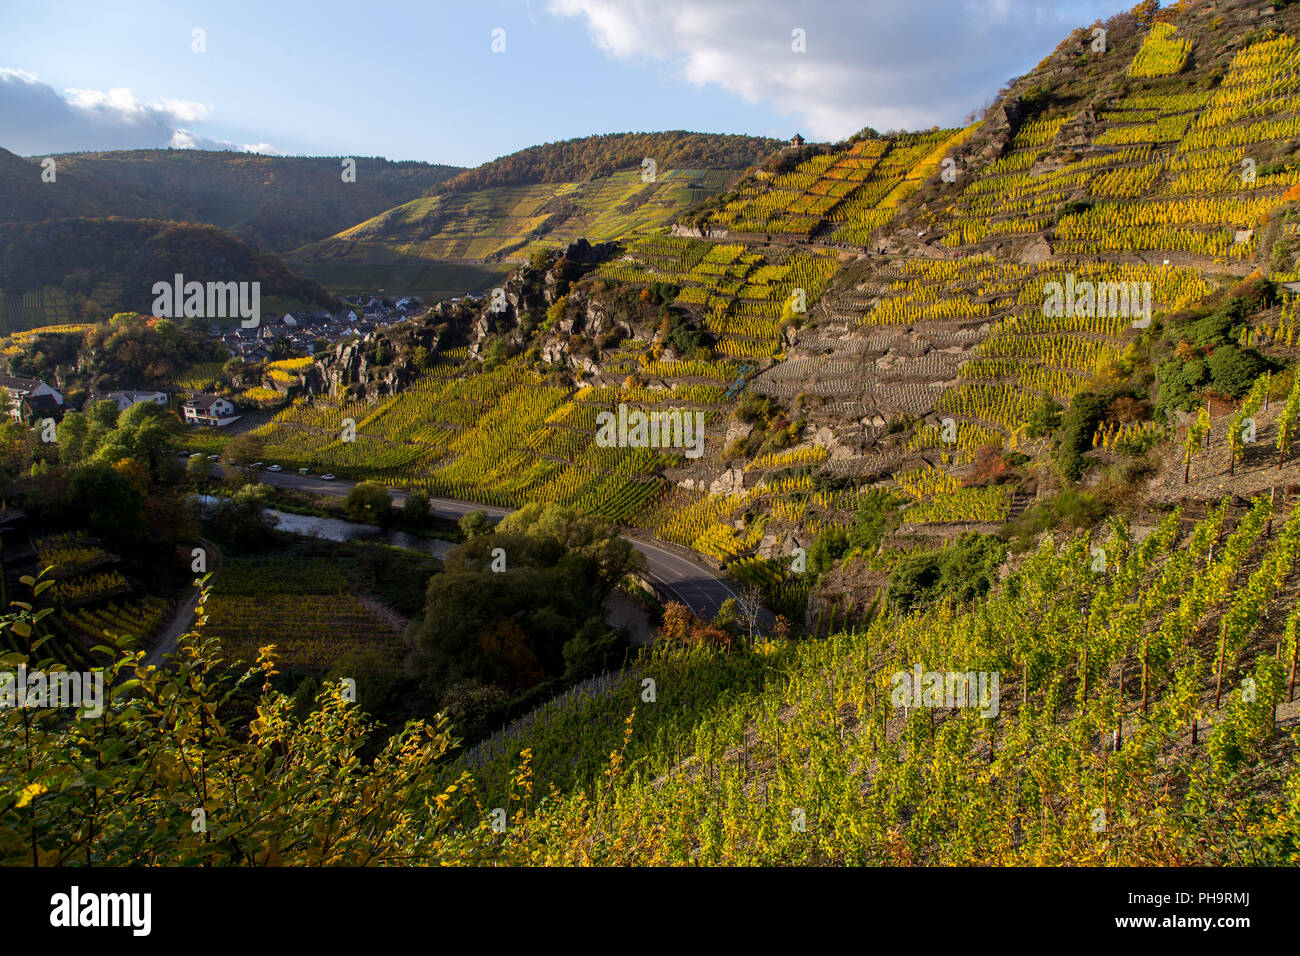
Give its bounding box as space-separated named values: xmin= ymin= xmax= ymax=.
xmin=1207 ymin=345 xmax=1269 ymax=398
xmin=209 ymin=483 xmax=278 ymax=552
xmin=343 ymin=480 xmax=393 ymax=526
xmin=847 ymin=490 xmax=901 ymax=553
xmin=807 ymin=526 xmax=850 ymax=577
xmin=887 ymin=533 xmax=1006 ymax=615
xmin=439 ymin=680 xmax=511 ymax=740
xmin=403 ymin=491 xmax=430 ymax=526
xmin=459 ymin=510 xmax=493 ymax=538
xmin=561 ymin=617 xmax=623 ymax=680
xmin=1191 ymin=310 xmax=1236 ymax=348
xmin=1156 ymin=354 xmax=1207 ymax=413
xmin=1055 ymin=392 xmax=1105 ymax=482
xmin=1024 ymin=394 xmax=1063 ymax=438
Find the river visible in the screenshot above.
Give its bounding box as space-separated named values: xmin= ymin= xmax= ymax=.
xmin=190 ymin=495 xmax=654 ymax=642
xmin=192 ymin=495 xmax=455 ymax=558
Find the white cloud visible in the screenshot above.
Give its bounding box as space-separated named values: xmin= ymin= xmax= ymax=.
xmin=547 ymin=0 xmax=1125 ymax=139
xmin=156 ymin=98 xmax=214 ymax=124
xmin=0 ymin=67 xmax=39 ymax=84
xmin=0 ymin=69 xmax=272 ymax=155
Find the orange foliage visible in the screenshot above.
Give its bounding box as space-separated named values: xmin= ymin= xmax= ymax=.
xmin=658 ymin=602 xmax=734 ymax=652
xmin=478 ymin=619 xmax=544 ymax=691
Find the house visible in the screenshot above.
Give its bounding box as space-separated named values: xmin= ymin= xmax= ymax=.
xmin=0 ymin=374 xmax=64 ymax=422
xmin=182 ymin=394 xmax=239 ymax=427
xmin=92 ymin=390 xmax=169 ymax=413
xmin=789 ymin=133 xmax=805 ymax=147
xmin=19 ymin=393 xmax=63 ymax=425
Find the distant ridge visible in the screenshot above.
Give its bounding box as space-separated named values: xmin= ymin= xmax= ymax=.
xmin=0 ymin=148 xmax=463 ymax=253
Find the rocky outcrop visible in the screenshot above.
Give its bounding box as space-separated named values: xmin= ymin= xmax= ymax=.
xmin=672 ymin=223 xmax=730 ymax=240
xmin=304 ymin=239 xmax=623 ymax=400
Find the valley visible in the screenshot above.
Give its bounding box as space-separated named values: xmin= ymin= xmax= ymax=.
xmin=3 ymin=0 xmax=1300 ymax=874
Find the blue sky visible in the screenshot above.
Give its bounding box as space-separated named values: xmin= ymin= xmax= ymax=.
xmin=1 ymin=0 xmax=1132 ymax=167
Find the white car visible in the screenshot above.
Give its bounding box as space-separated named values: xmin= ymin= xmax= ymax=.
xmin=206 ymin=455 xmax=220 ymax=462
xmin=266 ymin=464 xmax=283 ymax=473
xmin=321 ymin=474 xmax=337 ymax=481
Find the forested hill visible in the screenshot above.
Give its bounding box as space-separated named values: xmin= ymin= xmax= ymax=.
xmin=436 ymin=131 xmax=782 ymax=192
xmin=0 ymin=148 xmax=463 ymax=253
xmin=0 ymin=218 xmax=337 ymax=330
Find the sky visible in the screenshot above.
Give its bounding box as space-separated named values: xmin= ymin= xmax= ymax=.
xmin=0 ymin=0 xmax=1133 ymax=168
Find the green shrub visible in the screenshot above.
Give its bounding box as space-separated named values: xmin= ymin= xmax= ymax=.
xmin=1055 ymin=392 xmax=1105 ymax=482
xmin=1207 ymin=345 xmax=1269 ymax=398
xmin=886 ymin=533 xmax=1006 ymax=615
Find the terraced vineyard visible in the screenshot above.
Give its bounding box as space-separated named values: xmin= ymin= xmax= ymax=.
xmin=290 ymin=168 xmax=742 ymax=297
xmin=201 ymin=11 xmax=1300 ymax=635
xmin=252 ymin=361 xmax=698 ymax=523
xmin=597 ymin=234 xmax=839 ymax=359
xmin=203 ymin=555 xmax=405 ymax=673
xmin=442 ymin=498 xmax=1300 ymax=865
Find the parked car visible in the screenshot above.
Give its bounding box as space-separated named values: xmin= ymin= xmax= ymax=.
xmin=206 ymin=455 xmax=220 ymax=462
xmin=267 ymin=464 xmax=283 ymax=473
xmin=321 ymin=474 xmax=337 ymax=481
xmin=298 ymin=468 xmax=309 ymax=476
xmin=252 ymin=462 xmax=264 ymax=469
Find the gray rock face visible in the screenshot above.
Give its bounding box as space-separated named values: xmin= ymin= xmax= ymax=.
xmin=303 ymin=239 xmax=624 ymax=400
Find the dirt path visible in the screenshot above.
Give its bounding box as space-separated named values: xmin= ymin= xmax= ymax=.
xmin=144 ymin=537 xmax=221 ymax=668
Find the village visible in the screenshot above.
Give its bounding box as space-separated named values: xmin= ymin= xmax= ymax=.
xmin=0 ymin=292 xmax=430 ymax=431
xmin=215 ymin=292 xmax=426 ymax=361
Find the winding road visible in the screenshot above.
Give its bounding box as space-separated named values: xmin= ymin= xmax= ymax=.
xmin=227 ymin=466 xmax=749 ymax=621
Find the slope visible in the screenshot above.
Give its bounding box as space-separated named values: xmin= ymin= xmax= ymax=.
xmin=0 ymin=148 xmax=462 ymax=253
xmin=0 ymin=218 xmax=337 ymax=333
xmin=287 ymin=132 xmax=782 ymax=299
xmin=226 ymin=1 xmax=1300 ymax=635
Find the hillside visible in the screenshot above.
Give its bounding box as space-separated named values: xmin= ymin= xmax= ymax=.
xmin=232 ymin=0 xmax=1300 ymax=618
xmin=0 ymin=148 xmax=462 ymax=253
xmin=7 ymin=0 xmax=1300 ymax=877
xmin=0 ymin=218 xmax=337 ymax=333
xmin=287 ymin=132 xmax=783 ymax=300
xmin=437 ymin=130 xmax=780 ymax=191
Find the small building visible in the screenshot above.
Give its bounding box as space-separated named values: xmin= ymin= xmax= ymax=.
xmin=0 ymin=374 xmax=63 ymax=422
xmin=789 ymin=133 xmax=805 ymax=147
xmin=92 ymin=390 xmax=169 ymax=413
xmin=182 ymin=394 xmax=239 ymax=427
xmin=19 ymin=392 xmax=63 ymax=425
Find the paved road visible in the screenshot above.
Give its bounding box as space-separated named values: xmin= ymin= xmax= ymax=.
xmin=223 ymin=465 xmax=748 ymax=620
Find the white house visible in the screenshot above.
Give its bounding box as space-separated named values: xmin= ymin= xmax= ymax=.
xmin=0 ymin=374 xmax=64 ymax=422
xmin=93 ymin=390 xmax=169 ymax=413
xmin=182 ymin=393 xmax=239 ymax=427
